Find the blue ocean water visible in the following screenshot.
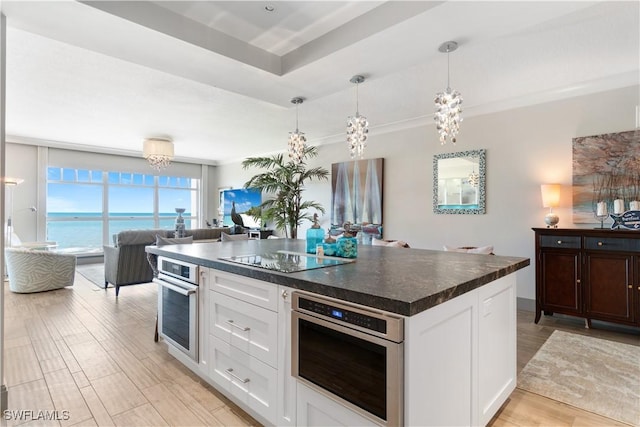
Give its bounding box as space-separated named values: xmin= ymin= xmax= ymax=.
xmin=47 ymin=212 xmax=190 ymax=250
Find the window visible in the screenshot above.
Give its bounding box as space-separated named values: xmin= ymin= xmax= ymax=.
xmin=46 ymin=167 xmax=199 ymax=253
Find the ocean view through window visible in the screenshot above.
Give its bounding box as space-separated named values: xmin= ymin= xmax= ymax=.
xmin=47 ymin=167 xmax=199 ymax=253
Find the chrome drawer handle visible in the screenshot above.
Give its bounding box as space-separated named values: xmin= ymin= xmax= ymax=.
xmin=226 ymin=320 xmax=250 ymax=332
xmin=226 ymin=368 xmax=250 ymax=384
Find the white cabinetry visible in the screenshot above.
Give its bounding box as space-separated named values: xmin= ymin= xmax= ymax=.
xmin=405 ymin=274 xmax=516 ymax=427
xmin=297 ymin=383 xmax=375 ymax=427
xmin=277 ymin=287 xmax=296 ymax=426
xmin=478 ymin=275 xmax=516 ymax=426
xmin=197 ymin=268 xmax=515 ymax=427
xmin=210 ymin=291 xmax=278 ymax=368
xmin=207 ymin=270 xmax=295 ymax=426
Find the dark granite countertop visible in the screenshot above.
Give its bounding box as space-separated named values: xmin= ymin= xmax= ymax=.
xmin=147 ymin=239 xmax=529 ymax=316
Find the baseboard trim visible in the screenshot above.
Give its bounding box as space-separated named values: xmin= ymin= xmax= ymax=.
xmin=517 ymin=297 xmax=535 ymax=312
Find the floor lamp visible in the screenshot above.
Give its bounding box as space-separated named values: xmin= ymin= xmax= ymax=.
xmin=4 ymin=177 xmax=24 ymax=248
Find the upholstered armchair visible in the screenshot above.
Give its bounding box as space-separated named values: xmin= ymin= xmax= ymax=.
xmin=5 ymin=248 xmax=76 ymax=293
xmin=103 ymin=229 xmax=169 ymax=297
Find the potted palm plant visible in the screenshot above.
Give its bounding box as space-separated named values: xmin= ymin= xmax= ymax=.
xmin=242 ymin=146 xmax=329 ymax=239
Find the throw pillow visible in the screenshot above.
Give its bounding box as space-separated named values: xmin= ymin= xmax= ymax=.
xmin=372 ymin=237 xmax=387 ymax=246
xmin=221 ymin=232 xmax=249 ymax=242
xmin=443 ymin=245 xmax=494 ymax=254
xmin=443 ymin=245 xmax=468 ymax=253
xmin=467 ymin=245 xmax=494 ymax=254
xmin=156 ymin=235 xmax=193 ymax=247
xmin=373 ymin=238 xmax=408 ymax=248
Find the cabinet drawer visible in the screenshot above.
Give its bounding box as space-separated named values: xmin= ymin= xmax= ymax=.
xmin=210 ymin=270 xmax=279 ymax=311
xmin=539 ymin=235 xmax=581 ymax=249
xmin=585 ymin=237 xmax=640 ymax=252
xmin=209 ymin=336 xmax=277 ymax=424
xmin=210 ymin=291 xmax=278 ymax=368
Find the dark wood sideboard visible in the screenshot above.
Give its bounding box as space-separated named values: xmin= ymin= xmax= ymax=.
xmin=533 ymin=227 xmax=640 ymax=329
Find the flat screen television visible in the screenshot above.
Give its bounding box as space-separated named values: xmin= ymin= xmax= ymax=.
xmin=219 ymin=188 xmax=262 ymax=228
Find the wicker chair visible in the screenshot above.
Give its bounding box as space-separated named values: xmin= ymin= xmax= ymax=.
xmin=5 ymin=248 xmax=76 ymax=293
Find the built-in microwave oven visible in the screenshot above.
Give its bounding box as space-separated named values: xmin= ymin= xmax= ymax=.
xmin=291 ymin=291 xmax=404 ymax=426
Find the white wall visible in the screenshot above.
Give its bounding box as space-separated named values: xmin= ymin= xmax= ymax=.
xmin=5 ymin=143 xmax=38 ymax=242
xmin=218 ymin=86 xmax=639 ymax=301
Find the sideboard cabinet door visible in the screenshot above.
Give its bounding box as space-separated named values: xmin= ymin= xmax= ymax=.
xmin=536 ymin=248 xmax=582 ymax=323
xmin=585 ymin=251 xmax=635 ymax=325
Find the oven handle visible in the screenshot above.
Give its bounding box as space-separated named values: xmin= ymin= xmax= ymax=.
xmin=153 ymin=277 xmax=197 ymax=296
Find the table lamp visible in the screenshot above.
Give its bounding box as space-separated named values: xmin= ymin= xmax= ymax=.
xmin=541 ymin=184 xmax=560 ymax=228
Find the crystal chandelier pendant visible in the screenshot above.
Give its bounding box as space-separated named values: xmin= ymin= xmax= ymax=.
xmin=347 ymin=112 xmax=369 ymax=159
xmin=468 ymin=170 xmax=479 ymax=187
xmin=346 ymin=75 xmax=369 ymax=159
xmin=288 ymin=97 xmax=306 ymax=163
xmin=147 ymin=155 xmax=172 ymax=170
xmin=434 ymin=41 xmax=463 ymax=145
xmin=288 ymin=130 xmax=306 ymax=163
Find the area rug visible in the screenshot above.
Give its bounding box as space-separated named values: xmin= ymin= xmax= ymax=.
xmin=76 ymin=263 xmax=111 ymax=289
xmin=518 ymin=330 xmax=640 ymax=426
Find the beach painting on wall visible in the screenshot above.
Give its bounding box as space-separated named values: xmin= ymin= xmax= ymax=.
xmin=572 ymin=130 xmax=640 ymax=223
xmin=331 ymin=158 xmax=383 ymax=227
xmin=219 ymin=188 xmax=262 ymax=228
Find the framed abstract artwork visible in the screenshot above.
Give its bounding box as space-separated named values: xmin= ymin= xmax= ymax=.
xmin=331 ymin=158 xmax=383 ymax=228
xmin=572 ymin=130 xmax=640 ymax=223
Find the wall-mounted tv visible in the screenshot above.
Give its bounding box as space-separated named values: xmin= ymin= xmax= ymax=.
xmin=219 ymin=188 xmax=262 ymax=228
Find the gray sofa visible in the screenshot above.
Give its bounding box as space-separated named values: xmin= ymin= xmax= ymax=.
xmin=104 ymin=227 xmax=229 ymax=296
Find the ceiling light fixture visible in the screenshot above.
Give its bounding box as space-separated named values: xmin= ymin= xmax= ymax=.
xmin=434 ymin=41 xmax=463 ymax=145
xmin=143 ymin=137 xmax=174 ymax=170
xmin=288 ymin=97 xmax=306 ymax=164
xmin=346 ymin=75 xmax=369 ymax=159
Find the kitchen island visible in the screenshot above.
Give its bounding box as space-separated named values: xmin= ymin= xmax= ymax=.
xmin=147 ymin=239 xmax=529 ymax=427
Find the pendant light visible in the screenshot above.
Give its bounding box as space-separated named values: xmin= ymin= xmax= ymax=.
xmin=434 ymin=41 xmax=463 ymax=145
xmin=346 ymin=75 xmax=369 ymax=159
xmin=288 ymin=97 xmax=306 ymax=163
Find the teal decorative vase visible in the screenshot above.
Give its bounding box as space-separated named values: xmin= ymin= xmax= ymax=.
xmin=322 ymin=242 xmax=337 ymax=256
xmin=336 ymin=235 xmax=358 ymax=258
xmin=306 ymin=214 xmax=324 ymax=254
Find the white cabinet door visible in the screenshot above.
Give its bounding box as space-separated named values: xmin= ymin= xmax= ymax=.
xmin=277 ymin=286 xmax=296 ymax=426
xmin=209 ymin=336 xmax=277 ymax=424
xmin=405 ymin=274 xmax=517 ymax=427
xmin=210 ymin=270 xmax=279 ymax=311
xmin=297 ymin=383 xmax=376 ymax=427
xmin=478 ymin=275 xmax=516 ymax=426
xmin=210 ymin=291 xmax=278 ymax=368
xmin=405 ymin=289 xmax=477 ymax=427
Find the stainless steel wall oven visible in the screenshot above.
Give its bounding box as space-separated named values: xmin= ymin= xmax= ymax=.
xmin=292 ymin=292 xmax=404 ymax=426
xmin=155 ymin=256 xmax=199 ymax=361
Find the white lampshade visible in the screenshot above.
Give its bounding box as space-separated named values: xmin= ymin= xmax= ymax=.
xmin=541 ymin=183 xmax=561 ymax=228
xmin=540 ymin=184 xmax=561 ymax=208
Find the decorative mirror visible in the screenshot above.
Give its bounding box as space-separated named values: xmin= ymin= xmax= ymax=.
xmin=433 ymin=149 xmax=486 ymax=214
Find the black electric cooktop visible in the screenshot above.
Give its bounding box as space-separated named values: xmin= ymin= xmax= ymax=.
xmin=220 ymin=251 xmax=353 ymax=273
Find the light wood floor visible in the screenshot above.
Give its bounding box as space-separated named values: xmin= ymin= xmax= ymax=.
xmin=4 ymin=271 xmax=639 ymax=427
